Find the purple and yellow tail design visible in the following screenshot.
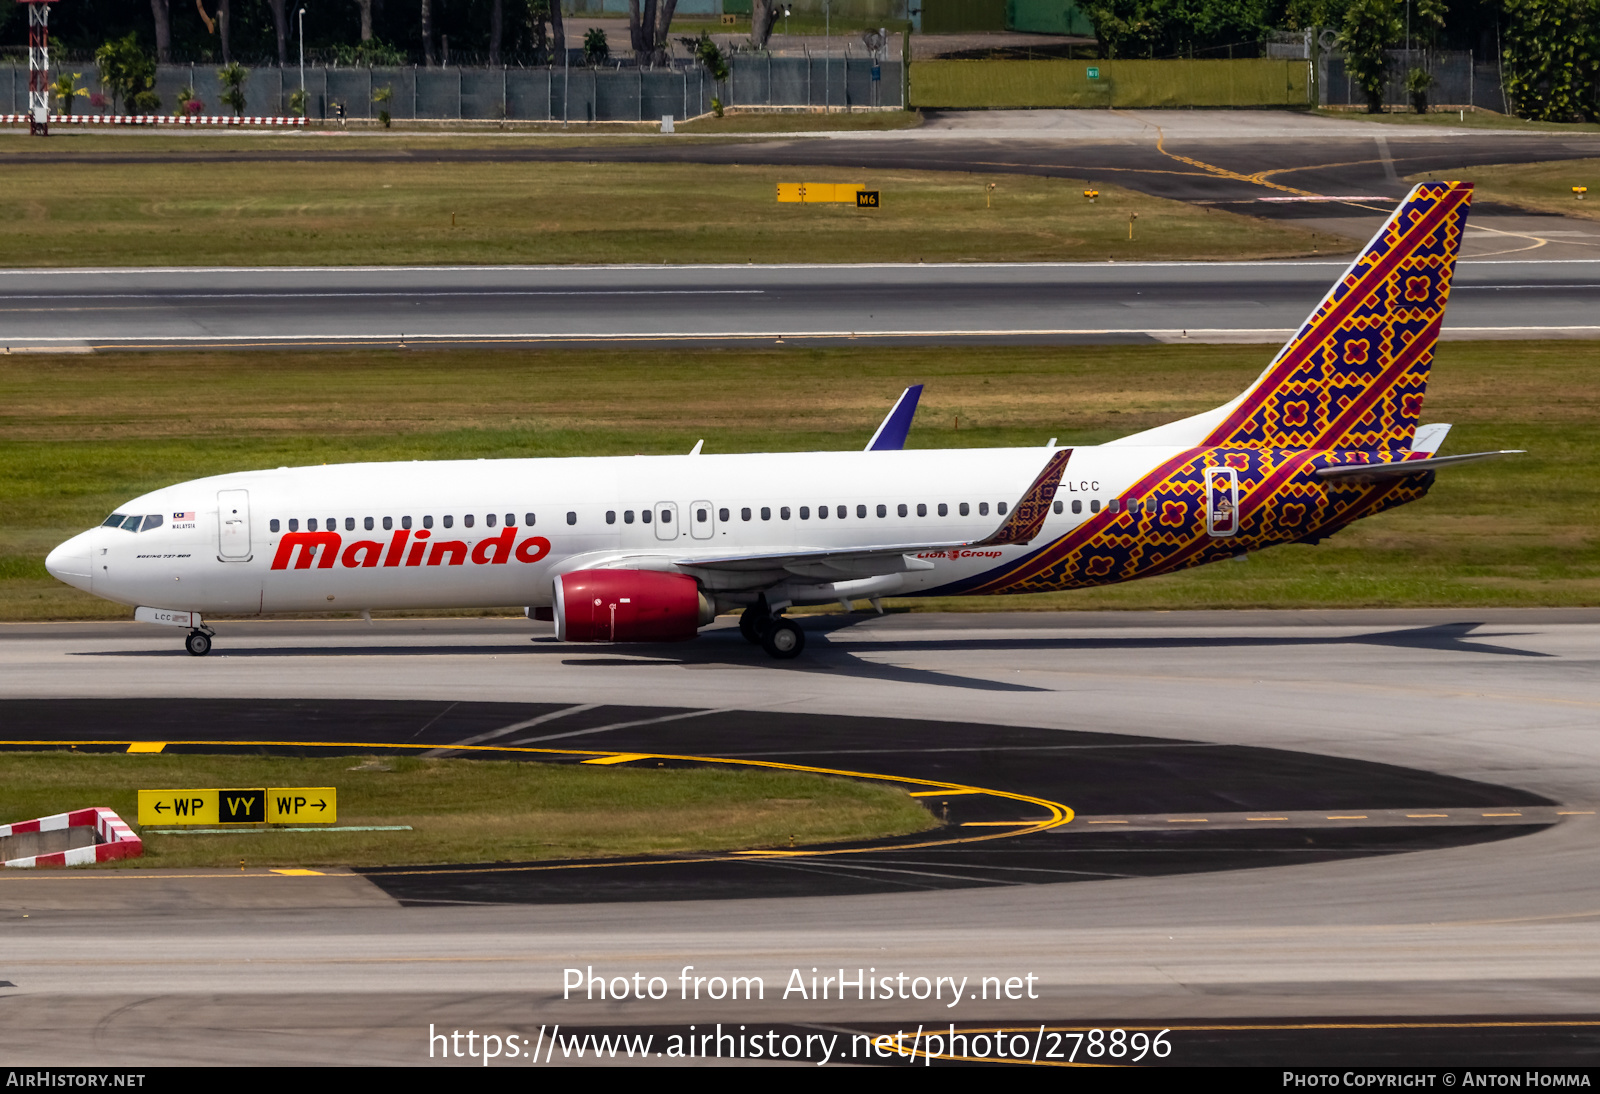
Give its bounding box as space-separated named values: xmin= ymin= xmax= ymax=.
xmin=1204 ymin=181 xmax=1471 ymax=452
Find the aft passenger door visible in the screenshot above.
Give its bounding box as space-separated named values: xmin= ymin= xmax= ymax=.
xmin=689 ymin=500 xmax=715 ymax=540
xmin=217 ymin=489 xmax=252 ymax=560
xmin=1205 ymin=468 xmax=1239 ymax=537
xmin=653 ymin=501 xmax=680 ymax=541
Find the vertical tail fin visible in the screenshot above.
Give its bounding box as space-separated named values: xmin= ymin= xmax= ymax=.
xmin=1111 ymin=182 xmax=1472 ymax=452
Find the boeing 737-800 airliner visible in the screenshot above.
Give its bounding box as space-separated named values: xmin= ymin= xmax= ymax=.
xmin=45 ymin=182 xmax=1515 ymax=659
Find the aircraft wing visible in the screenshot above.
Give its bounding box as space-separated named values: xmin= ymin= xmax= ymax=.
xmin=1315 ymin=450 xmax=1522 ymax=481
xmin=676 ymin=449 xmax=1071 ymax=579
xmin=864 ymin=385 xmax=924 ymax=451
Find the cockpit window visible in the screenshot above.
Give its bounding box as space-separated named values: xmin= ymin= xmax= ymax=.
xmin=103 ymin=513 xmax=127 ymax=528
xmin=120 ymin=514 xmax=143 ymax=532
xmin=140 ymin=514 xmax=163 ymax=532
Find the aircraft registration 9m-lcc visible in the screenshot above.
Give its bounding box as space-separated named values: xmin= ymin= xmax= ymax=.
xmin=46 ymin=183 xmax=1516 ymax=659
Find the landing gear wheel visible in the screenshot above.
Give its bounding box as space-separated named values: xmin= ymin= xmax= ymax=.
xmin=185 ymin=630 xmax=212 ymax=657
xmin=761 ymin=618 xmax=805 ymax=660
xmin=738 ymin=607 xmax=767 ymax=646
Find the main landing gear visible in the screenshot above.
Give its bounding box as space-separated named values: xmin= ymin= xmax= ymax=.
xmin=185 ymin=627 xmax=214 ymax=656
xmin=739 ymin=604 xmax=805 ymax=660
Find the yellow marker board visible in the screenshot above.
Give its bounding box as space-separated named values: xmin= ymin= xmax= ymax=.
xmin=777 ymin=183 xmax=865 ymax=204
xmin=267 ymin=787 xmax=337 ymax=824
xmin=139 ymin=789 xmax=221 ymax=826
xmin=138 ymin=787 xmax=336 ymax=825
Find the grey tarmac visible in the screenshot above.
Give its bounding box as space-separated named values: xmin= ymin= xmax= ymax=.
xmin=0 ymin=609 xmax=1597 ymax=1064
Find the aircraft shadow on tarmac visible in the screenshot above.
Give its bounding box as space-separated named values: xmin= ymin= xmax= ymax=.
xmin=81 ymin=619 xmax=1548 ymax=695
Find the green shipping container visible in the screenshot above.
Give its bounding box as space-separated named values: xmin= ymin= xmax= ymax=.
xmin=1005 ymin=0 xmax=1094 ymax=35
xmin=921 ymin=0 xmax=1007 ymax=33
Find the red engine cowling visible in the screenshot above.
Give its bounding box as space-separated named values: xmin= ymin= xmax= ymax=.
xmin=553 ymin=569 xmax=713 ymax=642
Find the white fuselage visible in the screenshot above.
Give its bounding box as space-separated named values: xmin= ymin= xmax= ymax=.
xmin=45 ymin=445 xmax=1176 ymax=616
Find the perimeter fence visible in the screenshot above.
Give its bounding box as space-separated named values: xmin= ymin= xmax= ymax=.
xmin=0 ymin=51 xmax=903 ymax=121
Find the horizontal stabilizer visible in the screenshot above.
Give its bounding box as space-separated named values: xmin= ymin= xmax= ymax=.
xmin=1316 ymin=450 xmax=1522 ymax=481
xmin=1410 ymin=423 xmax=1452 ymax=456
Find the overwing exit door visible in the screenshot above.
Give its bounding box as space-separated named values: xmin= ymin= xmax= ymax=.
xmin=689 ymin=500 xmax=715 ymax=540
xmin=653 ymin=502 xmax=679 ymax=541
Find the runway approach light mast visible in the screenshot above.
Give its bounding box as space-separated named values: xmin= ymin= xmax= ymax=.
xmin=19 ymin=0 xmax=55 ymax=136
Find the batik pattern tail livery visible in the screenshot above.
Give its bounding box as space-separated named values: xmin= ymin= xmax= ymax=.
xmin=946 ymin=182 xmax=1472 ymax=598
xmin=1205 ymin=180 xmax=1471 ymax=451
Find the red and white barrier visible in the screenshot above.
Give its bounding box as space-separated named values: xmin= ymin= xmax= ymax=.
xmin=1 ymin=114 xmax=306 ymax=126
xmin=1 ymin=807 xmax=143 ymax=868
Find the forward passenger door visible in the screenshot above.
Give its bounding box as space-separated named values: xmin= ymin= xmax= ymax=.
xmin=217 ymin=489 xmax=252 ymax=560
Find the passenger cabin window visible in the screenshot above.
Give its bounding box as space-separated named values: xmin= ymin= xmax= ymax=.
xmin=524 ymin=513 xmax=535 ymax=526
xmin=659 ymin=509 xmax=672 ymax=524
xmin=289 ymin=518 xmax=300 ymax=532
xmin=566 ymin=511 xmax=577 ymax=526
xmin=364 ymin=517 xmax=374 ymax=530
xmin=606 ymin=511 xmax=617 ymax=525
xmin=486 ymin=514 xmax=497 ymax=528
xmin=719 ymin=508 xmax=729 ymax=522
xmin=876 ymin=504 xmax=887 ymax=518
xmin=959 ymin=502 xmax=970 ymax=517
xmin=401 ymin=516 xmax=412 ymax=530
xmin=1128 ymin=498 xmax=1140 ymax=514
xmin=1090 ymin=500 xmax=1101 ymax=513
xmin=857 ymin=505 xmax=867 ymax=518
xmin=741 ymin=508 xmax=751 ymax=521
xmin=383 ymin=516 xmax=394 ymax=530
xmin=464 ymin=514 xmax=474 ymax=528
xmin=978 ymin=503 xmax=989 ymax=516
xmin=780 ymin=507 xmax=791 ymax=520
xmin=760 ymin=507 xmax=771 ymax=521
xmin=423 ymin=516 xmax=434 ymax=530
xmin=817 ymin=506 xmax=828 ymax=519
xmin=917 ymin=503 xmax=927 ymax=517
xmin=798 ymin=507 xmax=809 ymax=520
xmin=998 ymin=502 xmax=1008 ymax=515
xmin=345 ymin=518 xmax=355 ymax=531
xmin=938 ymin=503 xmax=948 ymax=517
xmin=270 ymin=519 xmax=281 ymax=533
xmin=897 ymin=504 xmax=907 ymax=517
xmin=624 ymin=510 xmax=635 ymax=524
xmin=1072 ymin=500 xmax=1083 ymax=514
xmin=643 ymin=510 xmax=652 ymax=524
xmin=1053 ymin=500 xmax=1063 ymax=515
xmin=1107 ymin=499 xmax=1119 ymax=512
xmin=697 ymin=508 xmax=709 ymax=523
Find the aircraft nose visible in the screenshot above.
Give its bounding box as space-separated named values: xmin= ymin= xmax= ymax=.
xmin=45 ymin=533 xmax=93 ymax=590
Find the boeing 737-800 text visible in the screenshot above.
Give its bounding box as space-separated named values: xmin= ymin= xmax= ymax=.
xmin=45 ymin=182 xmax=1515 ymax=659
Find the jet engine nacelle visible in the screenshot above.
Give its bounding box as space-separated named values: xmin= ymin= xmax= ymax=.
xmin=553 ymin=569 xmax=715 ymax=642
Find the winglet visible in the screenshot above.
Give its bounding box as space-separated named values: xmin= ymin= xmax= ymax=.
xmin=865 ymin=385 xmax=924 ymax=451
xmin=976 ymin=449 xmax=1072 ymax=546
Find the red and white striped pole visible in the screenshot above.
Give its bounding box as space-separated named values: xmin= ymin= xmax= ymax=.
xmin=21 ymin=0 xmax=53 ymax=136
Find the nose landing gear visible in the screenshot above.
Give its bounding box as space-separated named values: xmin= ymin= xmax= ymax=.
xmin=185 ymin=628 xmax=214 ymax=657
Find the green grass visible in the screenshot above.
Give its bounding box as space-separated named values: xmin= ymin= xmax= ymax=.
xmin=2 ymin=341 xmax=1595 ymax=618
xmin=0 ymin=752 xmax=936 ymax=867
xmin=1418 ymin=157 xmax=1600 ymax=224
xmin=0 ymin=159 xmax=1328 ymax=267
